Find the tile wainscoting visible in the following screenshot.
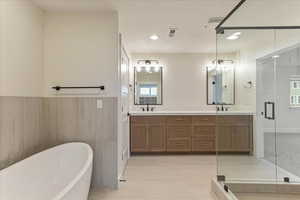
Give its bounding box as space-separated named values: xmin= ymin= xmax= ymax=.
xmin=0 ymin=97 xmax=45 ymax=169
xmin=0 ymin=96 xmax=118 ymax=189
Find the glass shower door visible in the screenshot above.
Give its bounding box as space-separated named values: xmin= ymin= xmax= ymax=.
xmin=216 ymin=29 xmax=278 ymax=183
xmin=256 ymin=56 xmax=278 ymax=182
xmin=274 ymin=30 xmax=300 ymax=183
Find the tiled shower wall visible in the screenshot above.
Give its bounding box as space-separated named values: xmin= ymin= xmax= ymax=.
xmin=0 ymin=96 xmax=118 ymax=189
xmin=265 ymin=132 xmax=300 ymax=178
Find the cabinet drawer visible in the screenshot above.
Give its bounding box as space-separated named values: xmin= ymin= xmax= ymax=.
xmin=192 ymin=139 xmax=215 ymax=152
xmin=131 ymin=116 xmax=165 ymax=125
xmin=167 ymin=126 xmax=192 ymax=139
xmin=192 ymin=116 xmax=216 ymax=125
xmin=193 ymin=126 xmax=215 ymax=139
xmin=167 ymin=139 xmax=191 ymax=152
xmin=217 ymin=115 xmax=250 ymax=125
xmin=166 ymin=116 xmax=192 ymax=125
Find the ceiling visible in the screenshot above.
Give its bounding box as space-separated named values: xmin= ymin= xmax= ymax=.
xmin=32 ymin=0 xmax=239 ymax=53
xmin=31 ymin=0 xmax=300 ymax=54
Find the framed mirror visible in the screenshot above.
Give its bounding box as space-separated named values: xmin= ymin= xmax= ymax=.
xmin=134 ymin=61 xmax=163 ymax=105
xmin=207 ymin=60 xmax=235 ymax=105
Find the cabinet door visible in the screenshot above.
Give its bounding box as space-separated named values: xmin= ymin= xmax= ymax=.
xmin=148 ymin=125 xmax=166 ymax=152
xmin=232 ymin=126 xmax=250 ymax=151
xmin=131 ymin=125 xmax=148 ymax=152
xmin=216 ymin=126 xmax=233 ymax=152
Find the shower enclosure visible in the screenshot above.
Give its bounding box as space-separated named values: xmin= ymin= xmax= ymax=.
xmin=215 ymin=0 xmax=300 ymax=189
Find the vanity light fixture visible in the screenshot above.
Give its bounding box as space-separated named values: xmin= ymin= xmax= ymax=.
xmin=136 ymin=67 xmax=142 ymax=72
xmin=272 ymin=55 xmax=280 ymax=59
xmin=154 ymin=66 xmax=160 ymax=72
xmin=136 ymin=60 xmax=163 ymax=73
xmin=150 ymin=34 xmax=159 ymax=40
xmin=226 ymin=32 xmax=242 ymax=40
xmin=145 ymin=66 xmax=151 ymax=72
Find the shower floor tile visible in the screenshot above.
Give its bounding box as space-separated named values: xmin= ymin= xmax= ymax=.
xmin=235 ymin=193 xmax=300 ymax=200
xmin=217 ymin=155 xmax=300 ymax=182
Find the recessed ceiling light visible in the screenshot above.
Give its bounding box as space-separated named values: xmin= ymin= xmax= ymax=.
xmin=226 ymin=35 xmax=239 ymax=40
xmin=226 ymin=32 xmax=242 ymax=40
xmin=150 ymin=34 xmax=159 ymax=40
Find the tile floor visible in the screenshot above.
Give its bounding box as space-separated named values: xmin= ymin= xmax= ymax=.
xmin=88 ymin=155 xmax=300 ymax=200
xmin=89 ymin=155 xmax=217 ymax=200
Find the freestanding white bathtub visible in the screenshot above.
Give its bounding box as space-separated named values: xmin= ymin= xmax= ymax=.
xmin=0 ymin=143 xmax=93 ymax=200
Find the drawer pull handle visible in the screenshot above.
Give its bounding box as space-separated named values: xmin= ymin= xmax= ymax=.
xmin=176 ymin=118 xmax=184 ymax=121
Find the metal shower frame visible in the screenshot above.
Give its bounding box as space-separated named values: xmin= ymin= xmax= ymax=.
xmin=215 ymin=0 xmax=300 ymax=184
xmin=215 ymin=0 xmax=300 ymax=34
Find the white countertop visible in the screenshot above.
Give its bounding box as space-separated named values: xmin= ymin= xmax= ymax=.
xmin=129 ymin=111 xmax=255 ymax=116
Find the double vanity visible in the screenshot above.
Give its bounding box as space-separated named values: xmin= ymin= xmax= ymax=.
xmin=132 ymin=60 xmax=253 ymax=154
xmin=130 ymin=111 xmax=253 ymax=154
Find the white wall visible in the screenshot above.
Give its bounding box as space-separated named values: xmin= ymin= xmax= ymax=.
xmin=43 ymin=11 xmax=119 ymax=97
xmin=0 ymin=0 xmax=44 ymax=97
xmin=0 ymin=1 xmax=126 ymax=189
xmin=130 ymin=53 xmax=255 ymax=111
xmin=43 ymin=11 xmax=125 ymax=189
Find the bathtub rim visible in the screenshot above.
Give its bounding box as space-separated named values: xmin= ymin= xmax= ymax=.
xmin=0 ymin=142 xmax=93 ymax=200
xmin=52 ymin=142 xmax=93 ymax=200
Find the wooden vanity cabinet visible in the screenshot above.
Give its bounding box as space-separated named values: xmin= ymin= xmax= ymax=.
xmin=166 ymin=116 xmax=192 ymax=152
xmin=130 ymin=116 xmax=166 ymax=152
xmin=192 ymin=116 xmax=216 ymax=152
xmin=130 ymin=115 xmax=253 ymax=154
xmin=216 ymin=115 xmax=253 ymax=153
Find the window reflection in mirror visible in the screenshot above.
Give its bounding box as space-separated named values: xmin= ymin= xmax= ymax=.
xmin=134 ymin=64 xmax=163 ymax=105
xmin=207 ymin=60 xmax=235 ymax=105
xmin=290 ymin=77 xmax=300 ymax=107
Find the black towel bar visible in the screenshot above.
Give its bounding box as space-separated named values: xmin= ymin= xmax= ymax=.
xmin=52 ymin=86 xmax=105 ymax=91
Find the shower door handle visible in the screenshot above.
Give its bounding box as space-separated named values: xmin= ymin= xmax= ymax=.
xmin=264 ymin=101 xmax=275 ymax=120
